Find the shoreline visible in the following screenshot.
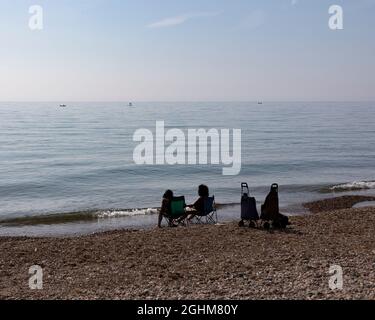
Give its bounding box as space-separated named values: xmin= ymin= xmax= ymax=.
xmin=0 ymin=195 xmax=374 ymax=299
xmin=1 ymin=195 xmax=374 ymax=238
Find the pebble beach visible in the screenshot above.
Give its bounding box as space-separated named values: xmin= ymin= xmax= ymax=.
xmin=0 ymin=195 xmax=374 ymax=300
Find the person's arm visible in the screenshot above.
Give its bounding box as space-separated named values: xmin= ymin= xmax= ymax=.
xmin=160 ymin=198 xmax=169 ymax=214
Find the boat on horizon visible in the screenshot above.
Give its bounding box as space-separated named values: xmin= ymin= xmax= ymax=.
xmin=59 ymin=104 xmax=67 ymax=108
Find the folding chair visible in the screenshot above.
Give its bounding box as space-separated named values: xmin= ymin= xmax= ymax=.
xmin=164 ymin=196 xmax=187 ymax=227
xmin=193 ymin=196 xmax=218 ymax=224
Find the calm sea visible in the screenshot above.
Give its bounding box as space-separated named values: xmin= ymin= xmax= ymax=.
xmin=0 ymin=102 xmax=374 ymax=236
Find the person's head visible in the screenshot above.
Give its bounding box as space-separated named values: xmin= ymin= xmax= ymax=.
xmin=198 ymin=184 xmax=209 ymax=197
xmin=163 ymin=189 xmax=174 ymax=200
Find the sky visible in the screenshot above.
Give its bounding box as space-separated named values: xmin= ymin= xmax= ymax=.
xmin=0 ymin=0 xmax=374 ymax=101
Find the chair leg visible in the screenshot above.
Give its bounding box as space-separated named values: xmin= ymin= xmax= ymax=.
xmin=164 ymin=217 xmax=179 ymax=227
xmin=206 ymin=212 xmax=217 ymax=224
xmin=210 ymin=211 xmax=218 ymax=224
xmin=190 ymin=212 xmax=218 ymax=225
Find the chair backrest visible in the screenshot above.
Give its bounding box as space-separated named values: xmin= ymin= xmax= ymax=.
xmin=203 ymin=196 xmax=215 ymax=215
xmin=170 ymin=196 xmax=186 ymax=217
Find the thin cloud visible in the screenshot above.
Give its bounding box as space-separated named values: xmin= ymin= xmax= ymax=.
xmin=147 ymin=12 xmax=220 ymax=29
xmin=291 ymin=0 xmax=299 ymax=6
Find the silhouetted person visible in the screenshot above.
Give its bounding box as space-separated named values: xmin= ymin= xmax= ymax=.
xmin=187 ymin=184 xmax=209 ymax=221
xmin=158 ymin=190 xmax=174 ymax=228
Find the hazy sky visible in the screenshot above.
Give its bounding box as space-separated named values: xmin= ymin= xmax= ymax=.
xmin=0 ymin=0 xmax=374 ymax=101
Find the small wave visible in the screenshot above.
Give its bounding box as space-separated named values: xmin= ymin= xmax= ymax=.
xmin=0 ymin=202 xmax=238 ymax=227
xmin=0 ymin=211 xmax=98 ymax=226
xmin=353 ymin=201 xmax=375 ymax=208
xmin=329 ymin=181 xmax=375 ymax=192
xmin=0 ymin=208 xmax=159 ymax=227
xmin=98 ymin=208 xmax=158 ymax=218
xmin=97 ymin=203 xmax=238 ymax=218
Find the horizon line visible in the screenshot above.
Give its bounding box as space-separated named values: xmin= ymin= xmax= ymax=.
xmin=1 ymin=100 xmax=374 ymax=103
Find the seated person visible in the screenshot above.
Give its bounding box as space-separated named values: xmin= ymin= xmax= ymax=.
xmin=187 ymin=184 xmax=209 ymax=221
xmin=261 ymin=184 xmax=289 ymax=229
xmin=158 ymin=189 xmax=174 ymax=228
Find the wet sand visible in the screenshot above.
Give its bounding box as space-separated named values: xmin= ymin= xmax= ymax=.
xmin=0 ymin=195 xmax=374 ymax=300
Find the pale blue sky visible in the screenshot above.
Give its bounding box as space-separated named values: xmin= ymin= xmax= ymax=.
xmin=0 ymin=0 xmax=374 ymax=101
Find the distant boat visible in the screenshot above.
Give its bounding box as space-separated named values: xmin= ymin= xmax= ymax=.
xmin=257 ymin=101 xmax=263 ymax=105
xmin=59 ymin=104 xmax=67 ymax=108
xmin=128 ymin=102 xmax=133 ymax=107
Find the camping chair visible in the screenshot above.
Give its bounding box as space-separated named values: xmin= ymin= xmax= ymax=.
xmin=192 ymin=196 xmax=218 ymax=225
xmin=164 ymin=196 xmax=187 ymax=227
xmin=239 ymin=183 xmax=259 ymax=228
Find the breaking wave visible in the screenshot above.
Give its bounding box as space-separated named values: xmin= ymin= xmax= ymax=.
xmin=329 ymin=181 xmax=375 ymax=192
xmin=97 ymin=208 xmax=158 ymax=218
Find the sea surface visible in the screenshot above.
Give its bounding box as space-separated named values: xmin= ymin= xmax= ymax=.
xmin=0 ymin=102 xmax=374 ymax=236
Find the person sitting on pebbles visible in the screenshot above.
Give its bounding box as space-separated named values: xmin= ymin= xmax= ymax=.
xmin=187 ymin=184 xmax=210 ymax=221
xmin=158 ymin=189 xmax=174 ymax=228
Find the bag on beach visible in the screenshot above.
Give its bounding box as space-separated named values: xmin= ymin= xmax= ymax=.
xmin=272 ymin=213 xmax=289 ymax=229
xmin=260 ymin=183 xmax=280 ymax=221
xmin=261 ymin=184 xmax=289 ymax=229
xmin=239 ymin=183 xmax=259 ymax=227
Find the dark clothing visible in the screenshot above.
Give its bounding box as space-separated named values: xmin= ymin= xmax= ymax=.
xmin=193 ymin=196 xmax=207 ymax=214
xmin=160 ymin=198 xmax=171 ymax=216
xmin=158 ymin=197 xmax=172 ymax=227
